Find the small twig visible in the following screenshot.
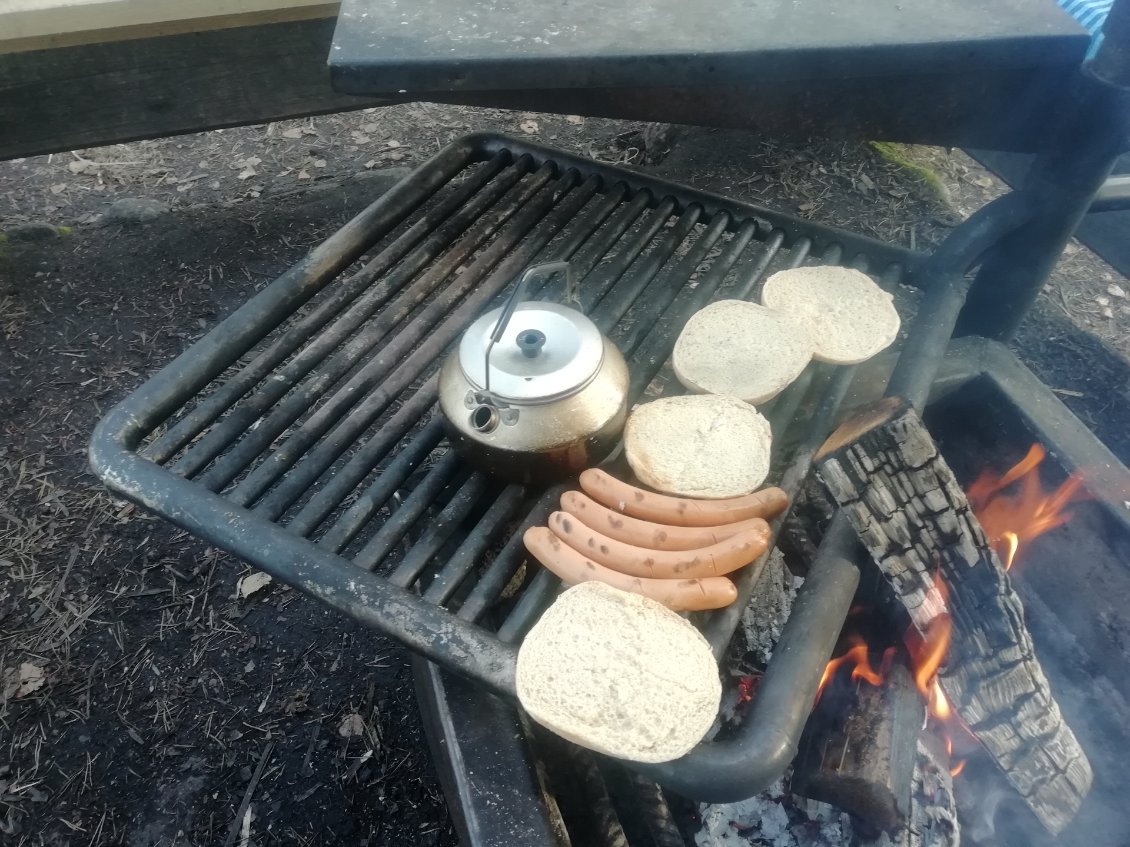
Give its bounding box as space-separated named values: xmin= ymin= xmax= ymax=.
xmin=300 ymin=723 xmax=320 ymax=777
xmin=221 ymin=742 xmax=274 ymax=847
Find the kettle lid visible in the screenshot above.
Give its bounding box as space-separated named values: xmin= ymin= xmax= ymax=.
xmin=458 ymin=302 xmax=606 ymax=403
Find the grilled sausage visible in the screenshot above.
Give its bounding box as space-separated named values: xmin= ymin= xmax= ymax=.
xmin=559 ymin=490 xmax=770 ymax=551
xmin=547 ymin=511 xmax=768 ymax=579
xmin=523 ymin=527 xmax=737 ymax=611
xmin=579 ymin=468 xmax=789 ymax=527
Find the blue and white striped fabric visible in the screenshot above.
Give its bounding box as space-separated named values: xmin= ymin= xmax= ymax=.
xmin=1057 ymin=0 xmax=1114 ymax=35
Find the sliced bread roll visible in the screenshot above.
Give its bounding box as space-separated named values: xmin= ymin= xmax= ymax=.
xmin=516 ymin=581 xmax=721 ymax=763
xmin=761 ymin=266 xmax=900 ymax=364
xmin=672 ymin=299 xmax=812 ymax=404
xmin=624 ymin=394 xmax=771 ymax=498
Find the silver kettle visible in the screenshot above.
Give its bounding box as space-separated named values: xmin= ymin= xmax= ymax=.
xmin=438 ymin=262 xmax=629 ymax=484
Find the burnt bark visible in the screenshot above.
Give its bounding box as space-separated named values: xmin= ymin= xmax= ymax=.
xmin=814 ymin=398 xmax=1092 ymax=835
xmin=898 ymin=734 xmax=961 ymax=847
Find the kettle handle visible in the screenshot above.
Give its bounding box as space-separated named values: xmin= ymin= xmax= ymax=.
xmin=483 ymin=261 xmax=575 ymax=396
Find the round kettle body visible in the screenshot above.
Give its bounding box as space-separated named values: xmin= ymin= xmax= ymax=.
xmin=439 ymin=300 xmax=629 ymax=484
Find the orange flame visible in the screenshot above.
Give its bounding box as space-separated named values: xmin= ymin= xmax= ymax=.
xmin=818 ymin=619 xmax=969 ymax=779
xmin=900 ymin=574 xmax=968 ymax=775
xmin=968 ymin=444 xmax=1088 ymax=572
xmin=904 ymin=573 xmax=953 ymax=700
xmin=816 ymin=635 xmax=896 ymax=702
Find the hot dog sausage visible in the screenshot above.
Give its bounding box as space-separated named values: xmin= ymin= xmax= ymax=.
xmin=579 ymin=468 xmax=789 ymax=527
xmin=523 ymin=527 xmax=737 ymax=611
xmin=559 ymin=490 xmax=770 ymax=551
xmin=547 ymin=511 xmax=768 ymax=578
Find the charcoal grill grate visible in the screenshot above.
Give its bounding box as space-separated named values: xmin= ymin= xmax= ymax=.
xmin=90 ymin=132 xmax=922 ymax=745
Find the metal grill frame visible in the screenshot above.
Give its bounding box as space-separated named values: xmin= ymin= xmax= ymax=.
xmin=89 ymin=132 xmax=931 ymax=778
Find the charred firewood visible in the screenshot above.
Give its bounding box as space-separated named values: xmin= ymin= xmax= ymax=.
xmin=778 ymin=475 xmax=837 ymax=572
xmin=894 ymin=733 xmax=961 ymax=847
xmin=813 ymin=397 xmax=1092 ymax=834
xmin=793 ymin=662 xmax=923 ymax=833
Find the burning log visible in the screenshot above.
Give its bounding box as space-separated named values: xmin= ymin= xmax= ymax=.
xmin=813 ymin=397 xmax=1092 ymax=834
xmin=792 ymin=661 xmax=923 ymax=833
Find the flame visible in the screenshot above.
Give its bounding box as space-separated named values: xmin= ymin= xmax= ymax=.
xmin=817 ymin=575 xmax=972 ymax=778
xmin=904 ymin=573 xmax=952 ymax=700
xmin=816 ymin=635 xmax=896 ymax=702
xmin=968 ymin=444 xmax=1088 ymax=573
xmin=930 ymin=679 xmax=952 ymax=721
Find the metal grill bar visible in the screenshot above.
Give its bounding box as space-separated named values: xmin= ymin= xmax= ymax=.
xmin=174 ymin=159 xmax=547 ymax=482
xmin=223 ymin=171 xmax=595 ymax=504
xmin=388 ymin=472 xmax=494 ymax=586
xmin=579 ymin=198 xmax=677 ymax=312
xmin=285 ymin=184 xmax=631 ymax=537
xmin=275 ymin=376 xmax=442 ymax=531
xmin=116 ymin=142 xmax=482 ymax=446
xmin=613 ymin=211 xmax=730 ymax=355
xmin=352 ymin=451 xmax=467 ymax=570
xmin=422 ymin=484 xmax=530 ymax=605
xmin=592 ymin=204 xmax=701 ymax=332
xmin=457 ymin=486 xmax=563 ymax=623
xmin=728 ymin=228 xmax=785 ymax=300
xmin=568 ymin=189 xmax=653 ymax=283
xmin=194 ymin=163 xmax=562 ymax=493
xmin=298 ymin=415 xmax=446 ymax=545
xmin=143 ymin=151 xmax=512 ymax=465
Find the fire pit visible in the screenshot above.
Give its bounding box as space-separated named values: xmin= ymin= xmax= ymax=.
xmin=87 ymin=128 xmax=1130 ymax=845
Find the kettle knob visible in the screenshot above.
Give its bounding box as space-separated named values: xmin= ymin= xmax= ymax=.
xmin=516 ymin=328 xmax=547 ymax=358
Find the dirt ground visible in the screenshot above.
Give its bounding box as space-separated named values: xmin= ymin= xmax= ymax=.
xmin=2 ymin=104 xmax=1128 ymax=846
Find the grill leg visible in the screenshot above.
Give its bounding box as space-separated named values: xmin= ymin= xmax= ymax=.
xmin=412 ymin=659 xmax=564 ymax=847
xmin=956 ymin=29 xmax=1130 ymax=341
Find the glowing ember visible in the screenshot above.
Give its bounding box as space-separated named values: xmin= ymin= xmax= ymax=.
xmin=968 ymin=444 xmax=1088 ymax=573
xmin=737 ymin=675 xmax=759 ymax=704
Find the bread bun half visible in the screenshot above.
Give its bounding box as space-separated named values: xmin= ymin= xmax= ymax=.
xmin=624 ymin=394 xmax=772 ymax=498
xmin=672 ymin=299 xmax=812 ymax=405
xmin=516 ymin=581 xmax=721 ymax=763
xmin=761 ymin=266 xmax=900 ymax=364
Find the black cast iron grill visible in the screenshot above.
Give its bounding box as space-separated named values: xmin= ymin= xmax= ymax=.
xmin=90 ymin=133 xmax=924 ymax=788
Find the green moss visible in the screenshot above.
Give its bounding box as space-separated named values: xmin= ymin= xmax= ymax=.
xmin=55 ymin=226 xmax=72 ymax=236
xmin=868 ymin=141 xmax=952 ymax=207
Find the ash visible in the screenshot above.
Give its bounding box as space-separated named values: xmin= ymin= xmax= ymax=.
xmin=695 ymin=739 xmax=959 ymax=847
xmin=733 ymin=551 xmax=803 ymax=673
xmin=695 ymin=778 xmax=854 ymax=847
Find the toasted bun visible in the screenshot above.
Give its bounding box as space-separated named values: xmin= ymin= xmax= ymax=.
xmin=672 ymin=299 xmax=812 ymax=404
xmin=624 ymin=394 xmax=771 ymax=498
xmin=760 ymin=266 xmax=900 ymax=364
xmin=516 ymin=581 xmax=721 ymax=763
